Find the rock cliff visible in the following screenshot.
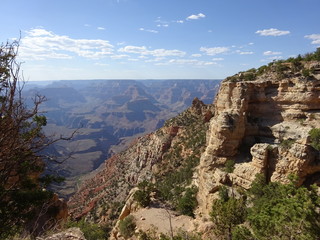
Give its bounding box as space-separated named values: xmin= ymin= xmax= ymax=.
xmin=68 ymin=57 xmax=320 ymax=239
xmin=198 ymin=60 xmax=320 ymax=216
xmin=68 ymin=98 xmax=213 ymax=228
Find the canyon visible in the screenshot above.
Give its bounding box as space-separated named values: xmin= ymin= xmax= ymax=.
xmin=67 ymin=57 xmax=320 ymax=239
xmin=24 ymin=79 xmax=220 ymax=197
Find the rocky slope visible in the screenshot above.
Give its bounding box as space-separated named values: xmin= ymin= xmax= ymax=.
xmin=68 ymin=57 xmax=320 ymax=239
xmin=25 ymin=79 xmax=220 ymax=198
xmin=68 ymin=97 xmax=213 ymax=226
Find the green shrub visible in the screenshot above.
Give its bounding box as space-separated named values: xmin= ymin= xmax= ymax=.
xmin=210 ymin=197 xmax=247 ymax=239
xmin=279 ymin=139 xmax=295 ymax=149
xmin=176 ymin=186 xmax=198 ymax=217
xmin=302 ymin=68 xmax=310 ymax=77
xmin=232 ymin=226 xmax=255 ymax=240
xmin=156 ymin=155 xmax=200 ymax=204
xmin=66 ymin=219 xmax=106 ymax=240
xmin=309 ymin=128 xmax=320 ymax=151
xmin=243 ymin=72 xmax=256 ymax=81
xmin=119 ymin=215 xmax=136 ymax=239
xmin=257 ymin=65 xmax=268 ymax=75
xmin=218 ymin=185 xmax=229 ymax=202
xmin=248 ymin=177 xmax=320 ymax=239
xmin=134 ymin=181 xmax=153 ymax=207
xmin=224 ymin=159 xmax=235 ymax=173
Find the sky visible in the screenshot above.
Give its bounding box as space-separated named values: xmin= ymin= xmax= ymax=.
xmin=1 ymin=0 xmax=320 ymax=81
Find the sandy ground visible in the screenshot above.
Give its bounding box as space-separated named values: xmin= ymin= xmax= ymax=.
xmin=132 ymin=207 xmax=195 ymax=236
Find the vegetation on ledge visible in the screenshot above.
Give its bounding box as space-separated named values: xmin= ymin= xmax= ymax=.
xmin=226 ymin=48 xmax=320 ymax=82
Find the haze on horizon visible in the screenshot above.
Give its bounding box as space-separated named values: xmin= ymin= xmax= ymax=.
xmin=1 ymin=0 xmax=319 ymax=81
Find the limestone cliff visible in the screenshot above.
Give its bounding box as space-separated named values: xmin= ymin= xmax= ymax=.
xmin=68 ymin=56 xmax=320 ymax=239
xmin=198 ymin=60 xmax=320 ymax=215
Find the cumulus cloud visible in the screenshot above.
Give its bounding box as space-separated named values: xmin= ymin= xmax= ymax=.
xmin=200 ymin=47 xmax=229 ymax=56
xmin=110 ymin=54 xmax=129 ymax=59
xmin=157 ymin=24 xmax=169 ymax=28
xmin=236 ymin=50 xmax=254 ymax=55
xmin=20 ymin=28 xmax=114 ymax=60
xmin=139 ymin=28 xmax=158 ymax=33
xmin=261 ymin=56 xmax=284 ymax=62
xmin=158 ymin=58 xmax=216 ymax=66
xmin=263 ymin=51 xmax=282 ymax=56
xmin=186 ymin=13 xmax=206 ymax=20
xmin=212 ymin=57 xmax=224 ymax=61
xmin=97 ymin=27 xmax=105 ymax=30
xmin=305 ymin=34 xmax=320 ymax=45
xmin=118 ymin=46 xmax=148 ymax=54
xmin=256 ymin=28 xmax=290 ymax=36
xmin=119 ymin=45 xmax=186 ymax=57
xmin=191 ymin=54 xmax=202 ymax=57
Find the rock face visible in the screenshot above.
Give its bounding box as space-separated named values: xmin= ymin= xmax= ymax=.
xmin=68 ymin=99 xmax=213 ymax=224
xmin=198 ymin=70 xmax=320 ymax=215
xmin=68 ymin=59 xmax=320 ymax=238
xmin=37 ymin=228 xmax=86 ymax=240
xmin=68 ymin=127 xmax=177 ymax=220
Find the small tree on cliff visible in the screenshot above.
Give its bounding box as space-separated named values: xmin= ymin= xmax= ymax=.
xmin=0 ymin=40 xmax=71 ymax=238
xmin=247 ymin=175 xmax=320 ymax=240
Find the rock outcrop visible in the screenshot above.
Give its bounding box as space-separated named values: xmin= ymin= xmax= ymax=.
xmin=37 ymin=228 xmax=86 ymax=240
xmin=68 ymin=99 xmax=213 ymax=226
xmin=198 ymin=64 xmax=320 ymax=216
xmin=68 ymin=58 xmax=320 ymax=239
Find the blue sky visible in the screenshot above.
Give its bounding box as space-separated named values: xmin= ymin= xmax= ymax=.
xmin=1 ymin=0 xmax=320 ymax=81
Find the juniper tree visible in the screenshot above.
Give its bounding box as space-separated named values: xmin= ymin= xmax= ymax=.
xmin=0 ymin=40 xmax=74 ymax=238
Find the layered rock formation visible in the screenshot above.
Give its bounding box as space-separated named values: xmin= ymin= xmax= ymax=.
xmin=198 ymin=62 xmax=320 ymax=215
xmin=68 ymin=98 xmax=213 ymax=226
xmin=68 ymin=59 xmax=320 ymax=238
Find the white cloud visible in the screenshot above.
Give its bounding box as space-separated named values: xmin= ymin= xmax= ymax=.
xmin=256 ymin=28 xmax=290 ymax=36
xmin=152 ymin=49 xmax=185 ymax=57
xmin=186 ymin=13 xmax=206 ymax=20
xmin=95 ymin=62 xmax=109 ymax=66
xmin=268 ymin=56 xmax=283 ymax=60
xmin=261 ymin=56 xmax=283 ymax=62
xmin=110 ymin=54 xmax=129 ymax=59
xmin=139 ymin=28 xmax=158 ymax=33
xmin=263 ymin=51 xmax=282 ymax=56
xmin=145 ymin=57 xmax=165 ymax=63
xmin=118 ymin=46 xmax=148 ymax=54
xmin=236 ymin=50 xmax=254 ymax=55
xmin=27 ymin=28 xmax=54 ymax=37
xmin=175 ymin=20 xmax=184 ymax=24
xmin=200 ymin=47 xmax=229 ymax=56
xmin=128 ymin=58 xmax=139 ymax=62
xmin=212 ymin=58 xmax=224 ymax=61
xmin=160 ymin=58 xmax=216 ymax=66
xmin=97 ymin=27 xmax=105 ymax=30
xmin=20 ymin=28 xmax=114 ymax=60
xmin=191 ymin=54 xmax=202 ymax=57
xmin=305 ymin=34 xmax=320 ymax=45
xmin=119 ymin=45 xmax=186 ymax=58
xmin=157 ymin=24 xmax=169 ymax=28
